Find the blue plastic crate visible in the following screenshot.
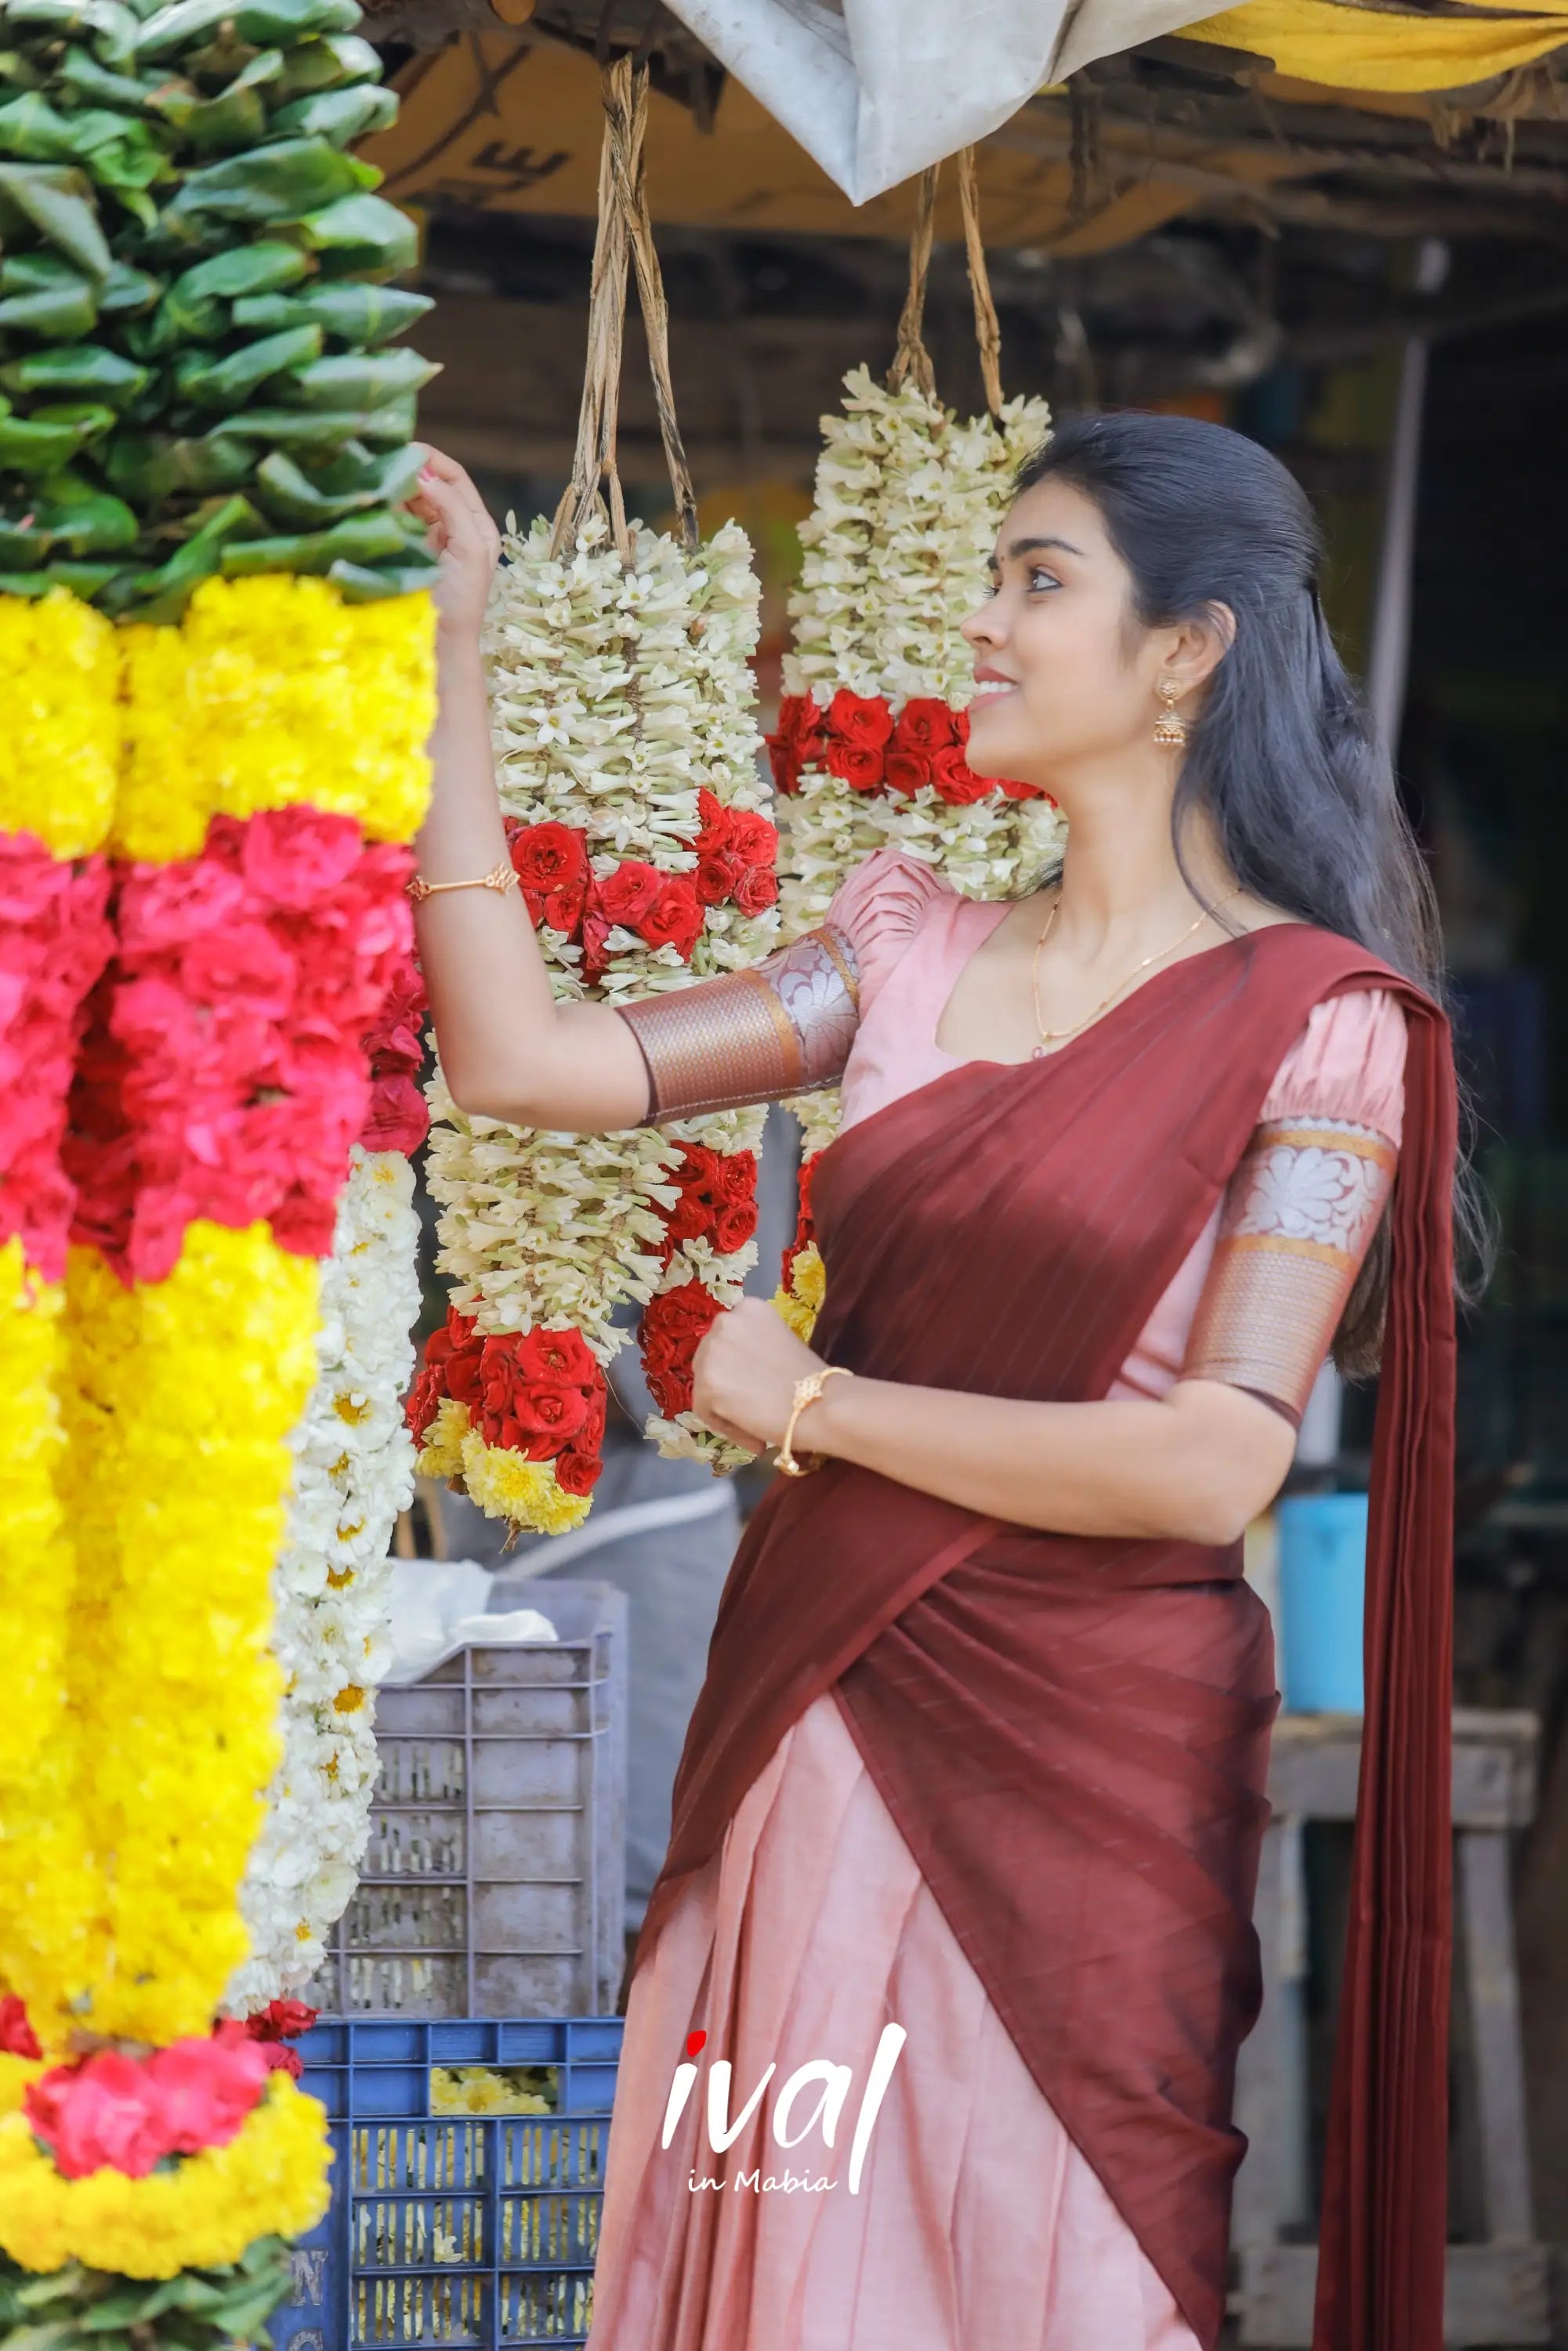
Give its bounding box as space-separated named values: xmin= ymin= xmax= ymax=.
xmin=273 ymin=2016 xmax=625 ymax=2351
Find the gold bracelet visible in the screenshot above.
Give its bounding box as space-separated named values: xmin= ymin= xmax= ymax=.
xmin=407 ymin=860 xmax=518 ymax=904
xmin=777 ymin=1365 xmax=853 ymax=1477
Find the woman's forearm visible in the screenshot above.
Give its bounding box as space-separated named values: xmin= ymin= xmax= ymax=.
xmin=799 ymin=1370 xmax=1295 ymax=1546
xmin=413 ymin=635 xmax=650 ymax=1130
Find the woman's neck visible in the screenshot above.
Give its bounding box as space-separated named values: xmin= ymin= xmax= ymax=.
xmin=1044 ymin=773 xmax=1236 ymax=958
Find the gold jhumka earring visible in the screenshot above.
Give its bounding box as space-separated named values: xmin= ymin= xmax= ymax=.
xmin=1153 ymin=679 xmax=1188 ymax=748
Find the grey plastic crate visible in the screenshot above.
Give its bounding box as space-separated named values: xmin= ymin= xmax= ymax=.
xmin=314 ymin=1581 xmax=628 ymax=2020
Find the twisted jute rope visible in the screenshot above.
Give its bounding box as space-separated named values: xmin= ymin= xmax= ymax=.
xmin=885 ymin=148 xmax=1005 ymax=418
xmin=551 ymin=53 xmax=699 ymax=562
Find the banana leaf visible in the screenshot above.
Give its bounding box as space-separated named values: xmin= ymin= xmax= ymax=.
xmin=162 ymin=135 xmax=371 ymax=226
xmin=0 ymin=558 xmax=120 ymax=594
xmin=222 ymin=403 xmax=371 ymax=449
xmin=294 ymin=189 xmax=415 ymax=279
xmin=0 ymin=278 xmax=97 ymax=334
xmin=29 ymin=397 xmax=116 ymax=441
xmin=231 ymin=281 xmax=429 ymax=345
xmin=234 ymin=0 xmax=359 ymax=42
xmin=0 ymin=411 xmax=89 ymax=468
xmin=172 ymin=237 xmax=310 ymax=304
xmin=272 ymin=31 xmax=378 ymax=95
xmin=56 ymin=45 xmax=192 ymax=120
xmin=34 ymin=473 xmax=139 ymax=549
xmin=104 ymin=422 xmax=250 ymax=495
xmin=119 ymin=488 xmax=265 ymax=618
xmin=329 ymin=549 xmax=439 ymax=601
xmin=0 ymin=345 xmax=148 ymax=404
xmin=5 ymin=0 xmax=139 ymax=69
xmin=99 ymin=256 xmax=162 ymax=309
xmin=133 ymin=0 xmax=248 ymax=60
xmin=278 ymin=344 xmax=435 ymax=410
xmin=0 ymin=53 xmax=47 ymax=91
xmin=0 ymin=162 xmax=112 ymax=278
xmin=174 ymin=321 xmax=321 ymax=407
xmin=0 ymin=96 xmax=170 ymax=200
xmin=184 ymin=81 xmax=268 ymax=150
xmin=268 ymin=82 xmax=396 ymax=146
xmin=221 ymin=507 xmax=406 ymax=575
xmin=0 ymin=523 xmax=48 ymax=567
xmin=252 ymin=437 xmax=418 ymax=523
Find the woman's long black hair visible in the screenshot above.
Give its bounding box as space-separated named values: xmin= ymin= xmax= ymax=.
xmin=1013 ymin=411 xmax=1488 ymax=1369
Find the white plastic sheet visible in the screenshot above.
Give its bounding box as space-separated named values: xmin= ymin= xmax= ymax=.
xmin=662 ymin=0 xmax=1210 ymax=205
xmin=382 ymin=1556 xmax=558 ymax=1685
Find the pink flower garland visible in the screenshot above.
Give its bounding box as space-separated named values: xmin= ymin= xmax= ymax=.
xmin=0 ymin=834 xmax=113 ymax=1281
xmin=67 ymin=810 xmax=416 ymax=1284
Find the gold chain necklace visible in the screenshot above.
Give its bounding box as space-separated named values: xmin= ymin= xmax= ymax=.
xmin=1030 ymin=886 xmax=1241 ymax=1058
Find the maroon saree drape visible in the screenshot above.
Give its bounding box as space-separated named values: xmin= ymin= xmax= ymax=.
xmin=634 ymin=923 xmax=1457 ymax=2351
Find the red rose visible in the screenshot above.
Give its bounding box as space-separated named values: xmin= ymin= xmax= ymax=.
xmin=713 ymin=1149 xmax=756 ymax=1205
xmin=510 ymin=820 xmax=588 ymax=896
xmin=733 ymin=863 xmax=779 ymax=913
xmin=556 ymin=1447 xmax=603 ymax=1496
xmin=714 ymin=1199 xmax=758 ymax=1252
xmin=518 ymin=1325 xmax=599 ymax=1386
xmin=883 ymin=749 xmax=932 ymax=795
xmin=827 ymin=690 xmax=893 ymax=750
xmin=725 ymin=810 xmax=777 ymax=866
xmin=593 ymin=861 xmax=664 ymax=929
xmin=0 ymin=1995 xmax=39 ymax=2059
xmin=825 ymin=741 xmax=885 ymax=792
xmin=931 ymin=746 xmax=993 ymax=806
xmin=640 ymin=878 xmax=703 ymax=960
xmin=894 ymin=697 xmax=960 ymax=753
xmin=541 ymin=882 xmax=587 ymax=935
xmin=580 ymin=905 xmax=611 ymax=984
xmin=511 ymin=1381 xmax=590 ymax=1447
xmin=641 ymin=1280 xmax=722 ymax=1418
xmin=695 ymin=854 xmax=736 ymax=907
xmin=998 ymin=777 xmax=1047 ymax=801
xmin=765 ymin=694 xmax=825 ymax=794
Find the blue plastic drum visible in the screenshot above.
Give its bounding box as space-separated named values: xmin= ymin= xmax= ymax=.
xmin=1276 ymin=1492 xmax=1368 ymax=1714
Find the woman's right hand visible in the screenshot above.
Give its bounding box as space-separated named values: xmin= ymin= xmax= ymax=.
xmin=407 ymin=445 xmax=502 ymax=647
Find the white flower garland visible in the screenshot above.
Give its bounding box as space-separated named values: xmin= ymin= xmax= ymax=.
xmin=416 ymin=510 xmax=772 ymax=1527
xmin=777 ymin=367 xmax=1065 ymax=1171
xmin=226 ymin=1147 xmax=421 ymax=2010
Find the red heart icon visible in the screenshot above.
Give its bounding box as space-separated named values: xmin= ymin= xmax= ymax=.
xmin=685 ymin=2030 xmax=708 ymax=2060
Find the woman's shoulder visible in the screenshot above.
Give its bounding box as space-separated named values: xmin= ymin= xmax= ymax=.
xmin=1261 ymin=980 xmax=1409 ymax=1147
xmin=824 ymin=847 xmax=957 ymax=991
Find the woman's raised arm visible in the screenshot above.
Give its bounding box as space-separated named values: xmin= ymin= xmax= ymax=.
xmin=408 ymin=451 xmax=652 ymax=1131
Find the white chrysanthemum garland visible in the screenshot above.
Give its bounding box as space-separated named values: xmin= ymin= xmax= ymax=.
xmin=409 ymin=511 xmax=775 ymax=1532
xmin=225 ymin=1147 xmax=422 ymax=2012
xmin=769 ymin=366 xmax=1066 ymax=1316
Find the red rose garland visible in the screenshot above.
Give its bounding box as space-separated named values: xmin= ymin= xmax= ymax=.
xmin=407 ymin=1307 xmax=609 ymax=1500
xmin=768 ymin=690 xmax=1043 ymax=807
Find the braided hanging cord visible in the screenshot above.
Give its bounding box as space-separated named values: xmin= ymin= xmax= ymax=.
xmin=886 ymin=163 xmax=940 ymax=400
xmin=550 ymin=53 xmax=699 ymax=560
xmin=958 ymin=146 xmax=1004 ymax=419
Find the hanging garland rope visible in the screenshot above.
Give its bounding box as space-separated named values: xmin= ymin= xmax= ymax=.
xmin=769 ymin=150 xmax=1060 ymax=1339
xmin=412 ymin=58 xmax=779 ymax=1527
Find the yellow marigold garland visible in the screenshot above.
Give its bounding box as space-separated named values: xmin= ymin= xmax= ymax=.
xmin=31 ymin=1225 xmax=321 ymax=2049
xmin=0 ymin=2074 xmax=331 ymax=2277
xmin=0 ymin=1242 xmax=72 ymax=1788
xmin=115 ymin=578 xmax=436 ymax=861
xmin=0 ymin=590 xmax=121 ymax=860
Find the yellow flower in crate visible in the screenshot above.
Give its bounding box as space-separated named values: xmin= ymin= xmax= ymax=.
xmin=116 ymin=578 xmax=436 ymax=861
xmin=0 ymin=590 xmax=120 ymax=858
xmin=43 ymin=1223 xmax=320 ymax=2048
xmin=0 ymin=2076 xmax=331 ymax=2276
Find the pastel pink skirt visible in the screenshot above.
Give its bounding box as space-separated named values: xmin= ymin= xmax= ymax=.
xmin=586 ymin=1691 xmax=1200 ymax=2351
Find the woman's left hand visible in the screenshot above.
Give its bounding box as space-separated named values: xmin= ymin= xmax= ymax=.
xmin=691 ymin=1299 xmax=827 ymax=1457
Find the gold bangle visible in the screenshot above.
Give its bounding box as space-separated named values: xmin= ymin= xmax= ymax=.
xmin=407 ymin=860 xmax=518 ymax=904
xmin=777 ymin=1365 xmax=853 ymax=1477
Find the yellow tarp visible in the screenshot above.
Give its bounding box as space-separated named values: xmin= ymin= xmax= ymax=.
xmin=1187 ymin=0 xmax=1568 ymax=91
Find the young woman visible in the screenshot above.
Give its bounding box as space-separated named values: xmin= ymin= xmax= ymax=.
xmin=408 ymin=415 xmax=1461 ymax=2351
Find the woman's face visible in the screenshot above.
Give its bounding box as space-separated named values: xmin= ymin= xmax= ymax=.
xmin=961 ymin=477 xmax=1168 ymax=789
